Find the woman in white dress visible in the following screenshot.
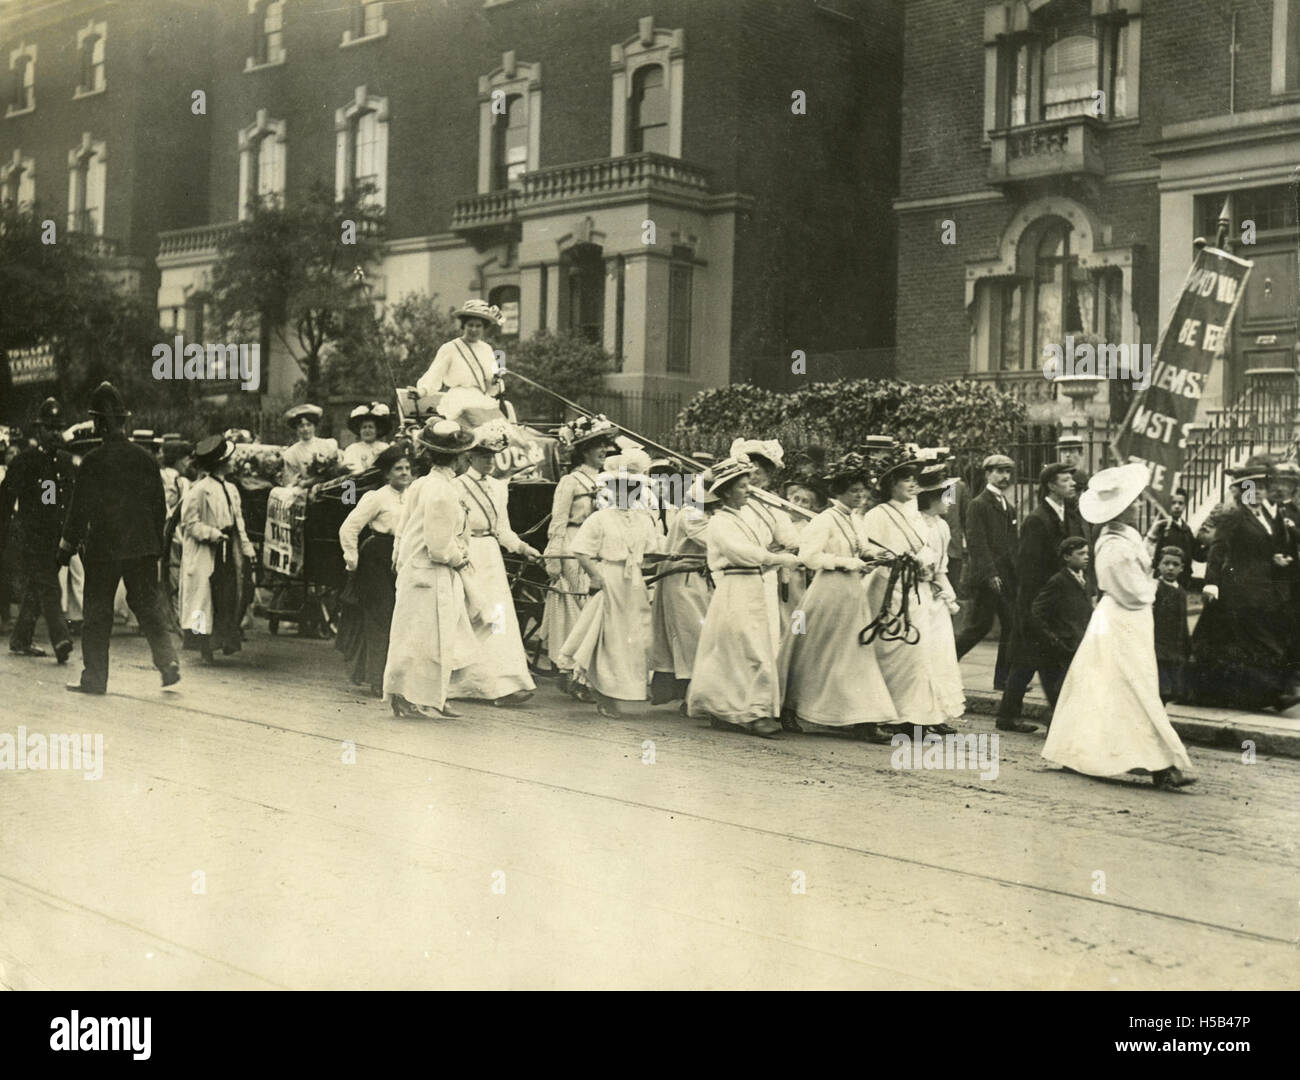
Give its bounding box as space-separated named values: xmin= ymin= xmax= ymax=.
xmin=649 ymin=470 xmax=714 ymax=708
xmin=559 ymin=454 xmax=668 ymax=717
xmin=449 ymin=427 xmax=544 ymax=706
xmin=337 ymin=444 xmax=410 ymax=696
xmin=778 ymin=452 xmax=898 ymax=739
xmin=915 ymin=455 xmax=966 ymax=721
xmin=415 ymin=299 xmax=511 ymax=422
xmin=384 ymin=420 xmax=484 ymax=720
xmin=179 ymin=436 xmax=255 ymax=662
xmin=279 ymin=404 xmax=341 ymax=488
xmin=341 ymin=402 xmax=393 ymax=475
xmin=861 ymin=445 xmax=962 ymax=734
xmin=778 ymin=446 xmax=830 ymax=644
xmin=1043 ymin=463 xmax=1195 ymax=788
xmin=540 ymin=415 xmax=619 ymax=699
xmin=687 ymin=456 xmax=803 ymax=738
xmin=730 ymin=437 xmax=802 ymax=628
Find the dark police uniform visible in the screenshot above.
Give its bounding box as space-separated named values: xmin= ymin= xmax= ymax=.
xmin=61 ymin=428 xmax=178 ymax=692
xmin=0 ymin=439 xmax=76 ymax=653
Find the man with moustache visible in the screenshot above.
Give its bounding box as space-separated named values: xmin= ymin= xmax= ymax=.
xmin=996 ymin=463 xmax=1086 ymax=728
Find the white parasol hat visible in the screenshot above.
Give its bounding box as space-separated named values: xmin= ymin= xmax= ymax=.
xmin=1078 ymin=462 xmax=1149 ymax=524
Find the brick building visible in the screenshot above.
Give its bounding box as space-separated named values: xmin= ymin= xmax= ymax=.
xmin=895 ymin=0 xmax=1300 ymax=429
xmin=141 ymin=0 xmax=902 ymax=402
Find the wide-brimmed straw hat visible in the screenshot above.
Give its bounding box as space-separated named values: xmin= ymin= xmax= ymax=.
xmin=416 ymin=418 xmax=477 ymax=455
xmin=729 ymin=438 xmax=784 ymax=472
xmin=699 ymin=455 xmax=757 ymax=503
xmin=470 ymin=418 xmax=511 ymax=454
xmin=285 ymin=403 xmax=324 ymax=428
xmin=193 ymin=435 xmax=234 ymax=470
xmin=347 ymin=402 xmax=394 ymax=437
xmin=453 ymin=299 xmax=503 ymax=326
xmin=1079 ymin=462 xmax=1149 ymax=524
xmin=1270 ymin=460 xmax=1300 ymax=485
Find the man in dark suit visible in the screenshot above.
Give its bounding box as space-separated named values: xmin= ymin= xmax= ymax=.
xmin=954 ymin=453 xmax=1022 ymax=710
xmin=1194 ymin=457 xmax=1298 ymax=710
xmin=996 ymin=463 xmax=1085 ymax=726
xmin=1030 ymin=536 xmax=1096 ymax=706
xmin=0 ymin=397 xmax=76 ymax=662
xmin=58 ymin=382 xmax=180 ymax=694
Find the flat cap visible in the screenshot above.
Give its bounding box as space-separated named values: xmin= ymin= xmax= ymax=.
xmin=982 ymin=453 xmax=1015 ymax=470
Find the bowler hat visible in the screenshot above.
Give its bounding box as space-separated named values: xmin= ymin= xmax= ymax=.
xmin=1228 ymin=453 xmax=1274 ymax=487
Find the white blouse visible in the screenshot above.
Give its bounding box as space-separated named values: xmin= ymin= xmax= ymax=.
xmin=339 ymin=484 xmax=406 ymax=567
xmin=393 ymin=469 xmax=469 ymax=572
xmin=455 ymin=468 xmax=528 ymax=554
xmin=416 ymin=338 xmax=499 ymax=396
xmin=547 ymin=464 xmax=602 ymax=539
xmin=572 ymin=507 xmax=667 ymax=579
xmin=706 ymin=506 xmax=778 ymax=572
xmin=341 ymin=439 xmax=390 ymax=475
xmin=798 ymin=502 xmax=870 ymax=571
xmin=1095 ymin=522 xmax=1156 ymax=611
xmin=280 ymin=437 xmax=340 ymax=487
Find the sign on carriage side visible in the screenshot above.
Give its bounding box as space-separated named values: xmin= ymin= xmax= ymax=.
xmin=1111 ymin=247 xmax=1253 ymax=511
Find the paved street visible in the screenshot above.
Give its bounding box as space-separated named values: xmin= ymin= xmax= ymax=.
xmin=2 ymin=627 xmax=1298 ymax=990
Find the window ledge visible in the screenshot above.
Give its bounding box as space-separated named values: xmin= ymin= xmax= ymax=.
xmin=1270 ymin=89 xmax=1300 ymax=104
xmin=484 ymin=0 xmax=519 ymax=7
xmin=5 ymin=103 xmax=35 ymax=118
xmin=244 ymin=54 xmax=286 ymax=73
xmin=341 ymin=24 xmax=388 ymax=47
xmin=1105 ymin=115 xmax=1140 ymax=129
xmin=73 ymin=84 xmax=106 ymax=100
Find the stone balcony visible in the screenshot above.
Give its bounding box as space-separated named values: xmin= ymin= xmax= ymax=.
xmin=987 ymin=116 xmax=1105 ymax=186
xmin=451 ymin=151 xmax=713 ymax=236
xmin=156 ymin=222 xmax=242 ymax=267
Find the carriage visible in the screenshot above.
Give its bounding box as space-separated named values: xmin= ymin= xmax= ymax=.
xmin=232 ymin=403 xmax=564 ymax=663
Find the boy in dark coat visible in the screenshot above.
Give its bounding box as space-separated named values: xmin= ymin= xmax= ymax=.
xmin=1153 ymin=546 xmax=1191 ymax=704
xmin=1029 ymin=536 xmax=1097 ymax=708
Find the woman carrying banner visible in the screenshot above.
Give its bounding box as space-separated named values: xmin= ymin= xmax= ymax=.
xmin=1043 ymin=463 xmax=1195 ymax=788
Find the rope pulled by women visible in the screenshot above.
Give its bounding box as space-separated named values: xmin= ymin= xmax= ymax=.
xmin=858 ymin=548 xmax=924 ymax=647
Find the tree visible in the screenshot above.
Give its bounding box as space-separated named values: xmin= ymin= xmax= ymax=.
xmin=503 ymin=330 xmax=613 ymax=420
xmin=208 ymin=180 xmax=386 ymax=401
xmin=0 ymin=202 xmax=182 ymax=421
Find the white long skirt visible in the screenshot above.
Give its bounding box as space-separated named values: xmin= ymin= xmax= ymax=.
xmin=650 ymin=567 xmax=711 ymax=678
xmin=917 ymin=585 xmax=966 ymax=720
xmin=778 ymin=569 xmax=897 ymax=726
xmin=865 ymin=569 xmax=961 ymax=726
xmin=1043 ymin=595 xmax=1192 ymax=777
xmin=687 ymin=570 xmax=782 ymax=725
xmin=448 ymin=535 xmax=536 ymax=701
xmin=558 ymin=561 xmax=652 ymax=701
xmin=384 ymin=562 xmax=480 ymax=711
xmin=540 ymin=523 xmax=586 ymax=670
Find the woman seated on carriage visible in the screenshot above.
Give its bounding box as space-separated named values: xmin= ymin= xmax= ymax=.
xmin=341 ymin=403 xmax=393 ymax=475
xmin=279 ymin=404 xmax=341 ymax=489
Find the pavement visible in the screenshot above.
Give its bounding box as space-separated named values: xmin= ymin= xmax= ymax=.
xmin=961 ymin=640 xmax=1300 ymax=760
xmin=1 ymin=626 xmax=1298 ymax=990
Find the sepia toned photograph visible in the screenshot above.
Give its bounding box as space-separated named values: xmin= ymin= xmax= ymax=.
xmin=0 ymin=0 xmax=1295 ymax=1009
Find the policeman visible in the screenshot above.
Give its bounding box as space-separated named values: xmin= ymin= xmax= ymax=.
xmin=0 ymin=397 xmax=75 ymax=662
xmin=58 ymin=381 xmax=180 ymax=694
